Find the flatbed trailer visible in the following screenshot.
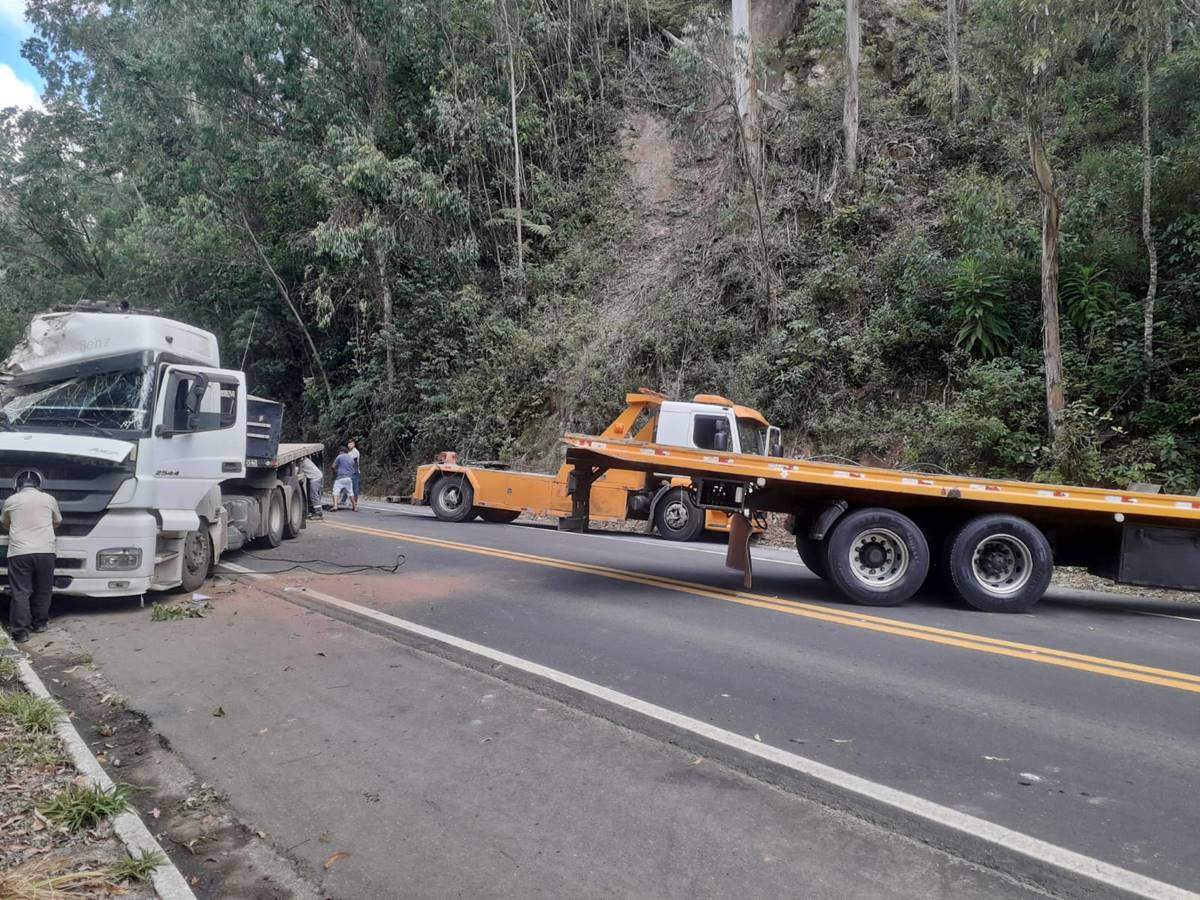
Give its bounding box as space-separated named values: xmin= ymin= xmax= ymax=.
xmin=556 ymin=405 xmax=1200 ymax=612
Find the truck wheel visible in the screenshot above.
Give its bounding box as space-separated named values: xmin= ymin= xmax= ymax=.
xmin=430 ymin=476 xmax=477 ymax=523
xmin=254 ymin=489 xmax=286 ymax=549
xmin=179 ymin=529 xmax=212 ymax=593
xmin=479 ymin=509 xmax=521 ymax=524
xmin=946 ymin=515 xmax=1052 ymax=613
xmin=284 ymin=484 xmax=304 ymax=539
xmin=795 ymin=532 xmax=829 ymax=580
xmin=654 ymin=488 xmax=705 ymax=542
xmin=825 ymin=508 xmax=930 ymax=607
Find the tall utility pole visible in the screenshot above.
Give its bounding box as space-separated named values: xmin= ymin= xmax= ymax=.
xmin=731 ymin=0 xmax=759 ymax=172
xmin=843 ymin=0 xmax=861 ymax=180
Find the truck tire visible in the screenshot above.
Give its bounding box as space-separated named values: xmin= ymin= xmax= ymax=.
xmin=825 ymin=508 xmax=930 ymax=607
xmin=254 ymin=489 xmax=286 ymax=549
xmin=795 ymin=532 xmax=829 ymax=580
xmin=179 ymin=529 xmax=212 ymax=593
xmin=284 ymin=483 xmax=304 ymax=539
xmin=430 ymin=476 xmax=477 ymax=523
xmin=654 ymin=488 xmax=705 ymax=542
xmin=945 ymin=514 xmax=1052 ymax=613
xmin=479 ymin=509 xmax=521 ymax=524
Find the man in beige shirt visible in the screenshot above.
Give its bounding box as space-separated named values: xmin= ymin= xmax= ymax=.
xmin=2 ymin=472 xmax=62 ymax=644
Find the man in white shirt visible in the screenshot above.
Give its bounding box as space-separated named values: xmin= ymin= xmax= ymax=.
xmin=1 ymin=472 xmax=62 ymax=644
xmin=347 ymin=439 xmax=361 ymax=502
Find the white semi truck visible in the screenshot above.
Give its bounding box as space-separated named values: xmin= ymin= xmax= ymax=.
xmin=0 ymin=304 xmax=322 ymax=598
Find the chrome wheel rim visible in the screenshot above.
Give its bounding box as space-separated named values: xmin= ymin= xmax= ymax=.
xmin=848 ymin=528 xmax=908 ymax=589
xmin=441 ymin=484 xmax=465 ymax=511
xmin=184 ymin=532 xmax=207 ymax=577
xmin=971 ymin=534 xmax=1033 ymax=596
xmin=270 ymin=499 xmax=284 ymax=534
xmin=663 ymin=500 xmax=690 ymax=531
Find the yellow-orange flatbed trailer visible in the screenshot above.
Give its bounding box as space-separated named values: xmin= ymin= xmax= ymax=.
xmin=411 ymin=392 xmax=766 ymax=539
xmin=558 ymin=431 xmax=1200 ymax=612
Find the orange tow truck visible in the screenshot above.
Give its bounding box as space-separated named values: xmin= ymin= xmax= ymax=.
xmin=412 ymin=390 xmax=779 ymax=542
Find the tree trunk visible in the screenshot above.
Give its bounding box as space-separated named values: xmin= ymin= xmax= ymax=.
xmin=843 ymin=0 xmax=860 ymax=180
xmin=1140 ymin=28 xmax=1158 ymax=373
xmin=376 ymin=245 xmax=396 ymax=393
xmin=503 ymin=6 xmax=524 ymax=273
xmin=731 ymin=0 xmax=759 ymax=174
xmin=1028 ymin=127 xmax=1066 ymax=442
xmin=947 ymin=0 xmax=961 ymax=121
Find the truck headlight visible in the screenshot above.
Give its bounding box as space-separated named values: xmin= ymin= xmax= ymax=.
xmin=97 ymin=548 xmax=142 ymax=571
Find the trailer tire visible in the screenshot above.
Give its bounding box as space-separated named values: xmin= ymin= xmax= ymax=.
xmin=479 ymin=509 xmax=521 ymax=524
xmin=946 ymin=515 xmax=1052 ymax=613
xmin=825 ymin=508 xmax=930 ymax=607
xmin=795 ymin=533 xmax=829 ymax=580
xmin=178 ymin=529 xmax=212 ymax=593
xmin=430 ymin=476 xmax=477 ymax=523
xmin=284 ymin=483 xmax=304 ymax=539
xmin=654 ymin=488 xmax=705 ymax=542
xmin=254 ymin=489 xmax=287 ymax=549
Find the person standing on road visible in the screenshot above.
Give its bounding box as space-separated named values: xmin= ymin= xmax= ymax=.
xmin=297 ymin=455 xmax=324 ymax=519
xmin=1 ymin=472 xmax=62 ymax=644
xmin=331 ymin=445 xmax=357 ymax=512
xmin=348 ymin=439 xmax=361 ymax=504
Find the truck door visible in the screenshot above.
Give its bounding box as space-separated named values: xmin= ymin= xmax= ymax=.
xmin=148 ymin=366 xmax=247 ymax=510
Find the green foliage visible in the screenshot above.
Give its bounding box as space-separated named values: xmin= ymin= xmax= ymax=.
xmin=39 ymin=783 xmax=135 ymax=832
xmin=1060 ymin=264 xmax=1117 ymax=333
xmin=108 ymin=850 xmax=168 ymax=883
xmin=947 ymin=256 xmax=1012 ymax=356
xmin=0 ymin=690 xmax=63 ymax=734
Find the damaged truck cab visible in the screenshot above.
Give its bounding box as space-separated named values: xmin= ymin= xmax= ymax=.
xmin=0 ymin=305 xmax=321 ymax=598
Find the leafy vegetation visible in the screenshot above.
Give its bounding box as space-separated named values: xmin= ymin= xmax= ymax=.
xmin=39 ymin=783 xmax=134 ymax=832
xmin=0 ymin=690 xmax=63 ymax=734
xmin=107 ymin=849 xmax=167 ymax=884
xmin=1 ymin=0 xmax=1197 ymax=491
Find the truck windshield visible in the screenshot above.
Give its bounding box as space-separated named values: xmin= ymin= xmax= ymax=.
xmin=737 ymin=419 xmax=769 ymax=455
xmin=0 ymin=367 xmax=154 ymax=435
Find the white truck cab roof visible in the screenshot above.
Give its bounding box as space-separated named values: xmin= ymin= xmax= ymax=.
xmin=2 ymin=311 xmax=221 ymax=378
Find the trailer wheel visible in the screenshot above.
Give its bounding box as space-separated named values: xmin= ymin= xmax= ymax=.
xmin=254 ymin=489 xmax=287 ymax=549
xmin=284 ymin=483 xmax=304 ymax=539
xmin=430 ymin=476 xmax=477 ymax=523
xmin=179 ymin=529 xmax=212 ymax=593
xmin=479 ymin=509 xmax=521 ymax=524
xmin=795 ymin=532 xmax=829 ymax=580
xmin=825 ymin=508 xmax=930 ymax=607
xmin=946 ymin=515 xmax=1052 ymax=613
xmin=654 ymin=488 xmax=705 ymax=542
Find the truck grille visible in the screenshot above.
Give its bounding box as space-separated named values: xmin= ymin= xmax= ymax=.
xmin=0 ymin=456 xmax=133 ymax=538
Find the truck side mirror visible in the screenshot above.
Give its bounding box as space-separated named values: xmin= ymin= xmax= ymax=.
xmin=768 ymin=426 xmax=782 ymax=458
xmin=182 ymin=374 xmax=209 ymax=431
xmin=714 ymin=430 xmax=730 ymax=452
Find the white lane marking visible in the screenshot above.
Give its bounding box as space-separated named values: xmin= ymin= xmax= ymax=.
xmin=214 ymin=561 xmax=272 ymax=581
xmin=1133 ymin=611 xmax=1200 ymax=623
xmin=281 ymin=584 xmax=1192 ymax=900
xmin=355 ymin=501 xmax=810 ymax=568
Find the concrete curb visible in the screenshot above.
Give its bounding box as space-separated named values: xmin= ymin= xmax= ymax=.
xmin=12 ymin=648 xmax=197 ymax=900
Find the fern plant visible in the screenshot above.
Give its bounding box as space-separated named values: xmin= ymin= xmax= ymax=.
xmin=947 ymin=256 xmax=1012 ymax=357
xmin=1061 ymin=264 xmax=1116 ymax=334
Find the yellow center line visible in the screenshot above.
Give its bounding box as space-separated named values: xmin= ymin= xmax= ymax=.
xmin=318 ymin=520 xmax=1200 ymax=695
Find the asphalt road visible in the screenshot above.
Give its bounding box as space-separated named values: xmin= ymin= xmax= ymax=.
xmin=227 ymin=502 xmax=1200 ymax=894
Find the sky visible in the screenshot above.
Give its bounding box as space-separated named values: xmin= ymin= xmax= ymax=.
xmin=0 ymin=0 xmax=43 ymax=110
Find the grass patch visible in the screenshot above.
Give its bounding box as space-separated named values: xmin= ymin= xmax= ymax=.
xmin=39 ymin=783 xmax=134 ymax=832
xmin=0 ymin=656 xmax=17 ymax=680
xmin=150 ymin=601 xmax=212 ymax=621
xmin=0 ymin=857 xmax=118 ymax=899
xmin=7 ymin=731 xmax=63 ymax=767
xmin=0 ymin=690 xmax=63 ymax=734
xmin=108 ymin=848 xmax=166 ymax=883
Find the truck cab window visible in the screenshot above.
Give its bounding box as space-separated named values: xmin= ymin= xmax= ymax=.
xmin=168 ymin=376 xmax=239 ymax=433
xmin=693 ymin=415 xmax=732 ymax=451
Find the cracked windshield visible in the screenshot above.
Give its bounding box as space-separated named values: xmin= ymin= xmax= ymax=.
xmin=0 ymin=368 xmax=153 ymax=434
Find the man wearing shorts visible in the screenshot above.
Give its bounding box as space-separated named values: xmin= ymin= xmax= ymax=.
xmin=331 ymin=445 xmax=357 ymax=512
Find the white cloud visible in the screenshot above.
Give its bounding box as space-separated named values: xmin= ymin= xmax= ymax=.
xmin=0 ymin=0 xmax=28 ymax=29
xmin=0 ymin=62 xmax=41 ymax=110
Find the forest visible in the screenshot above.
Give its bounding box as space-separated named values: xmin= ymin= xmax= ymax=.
xmin=1 ymin=0 xmax=1198 ymax=493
